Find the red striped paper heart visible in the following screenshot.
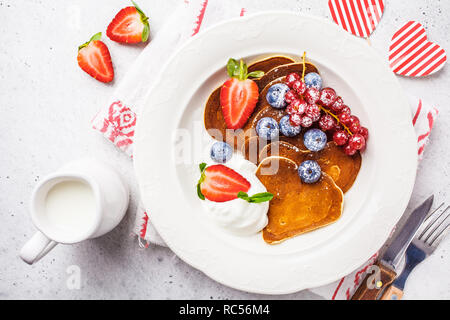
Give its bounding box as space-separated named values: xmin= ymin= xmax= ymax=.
xmin=328 ymin=0 xmax=385 ymax=38
xmin=389 ymin=21 xmax=447 ymax=77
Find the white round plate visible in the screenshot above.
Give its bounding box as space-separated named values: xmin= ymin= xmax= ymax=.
xmin=134 ymin=12 xmax=417 ymax=294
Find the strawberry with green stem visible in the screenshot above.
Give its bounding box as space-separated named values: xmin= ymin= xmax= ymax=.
xmin=77 ymin=32 xmax=114 ymax=83
xmin=220 ymin=59 xmax=264 ymax=130
xmin=107 ymin=1 xmax=150 ymax=44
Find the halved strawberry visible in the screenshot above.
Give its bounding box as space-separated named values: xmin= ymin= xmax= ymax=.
xmin=107 ymin=1 xmax=150 ymax=44
xmin=77 ymin=32 xmax=114 ymax=83
xmin=197 ymin=163 xmax=251 ymax=203
xmin=220 ymin=59 xmax=264 ymax=130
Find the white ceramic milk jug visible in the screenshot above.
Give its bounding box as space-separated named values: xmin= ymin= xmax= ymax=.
xmin=20 ymin=159 xmax=129 ymax=264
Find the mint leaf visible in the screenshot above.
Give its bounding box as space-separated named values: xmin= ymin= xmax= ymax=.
xmin=196 ymin=163 xmax=208 ymax=200
xmin=247 ymin=71 xmax=265 ymax=79
xmin=238 ymin=192 xmax=274 ymax=203
xmin=197 ymin=184 xmax=205 ymax=200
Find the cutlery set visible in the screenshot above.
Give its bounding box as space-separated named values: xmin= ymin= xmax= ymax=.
xmin=352 ymin=196 xmax=449 ymax=300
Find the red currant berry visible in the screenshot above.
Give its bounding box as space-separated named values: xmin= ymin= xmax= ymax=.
xmin=290 ymin=113 xmax=302 ymax=126
xmin=305 ymin=104 xmax=321 ymax=122
xmin=292 ymin=80 xmax=306 ymax=95
xmin=348 ymin=134 xmax=366 ymax=151
xmin=319 ymin=114 xmax=336 ymax=131
xmin=348 ymin=116 xmax=361 ymax=133
xmin=331 ymin=96 xmax=344 ymax=112
xmin=285 ymin=73 xmax=301 ymax=88
xmin=344 ymin=144 xmax=357 ymax=156
xmin=288 ymin=99 xmax=307 ymax=115
xmin=284 ymin=90 xmax=298 ymax=104
xmin=333 ymin=130 xmax=349 ymax=146
xmin=349 ymin=121 xmax=361 ymax=134
xmin=300 ymin=116 xmax=313 ymax=128
xmin=338 ymin=113 xmax=352 ymax=125
xmin=304 ymin=87 xmax=320 ymax=105
xmin=340 ymin=105 xmax=351 ymax=115
xmin=318 ymin=88 xmax=337 ymax=107
xmin=359 ymin=127 xmax=369 ymax=141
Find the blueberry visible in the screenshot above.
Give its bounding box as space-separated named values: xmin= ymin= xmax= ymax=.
xmin=279 ymin=115 xmax=301 ymax=137
xmin=256 ymin=117 xmax=279 ymax=141
xmin=210 ymin=142 xmax=233 ymax=163
xmin=303 ymin=129 xmax=327 ymax=152
xmin=266 ymin=83 xmax=290 ymax=109
xmin=298 ymin=160 xmax=322 ymax=184
xmin=304 ymin=72 xmax=323 ymax=90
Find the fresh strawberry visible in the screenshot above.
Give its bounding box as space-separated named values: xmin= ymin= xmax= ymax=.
xmin=197 ymin=163 xmax=251 ymax=203
xmin=77 ymin=32 xmax=114 ymax=83
xmin=220 ymin=59 xmax=264 ymax=130
xmin=107 ymin=1 xmax=150 ymax=44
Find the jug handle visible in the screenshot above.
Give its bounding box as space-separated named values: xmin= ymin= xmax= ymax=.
xmin=20 ymin=231 xmax=58 ymax=265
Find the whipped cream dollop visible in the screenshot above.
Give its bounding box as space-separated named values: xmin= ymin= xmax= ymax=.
xmin=201 ymin=153 xmax=269 ymax=236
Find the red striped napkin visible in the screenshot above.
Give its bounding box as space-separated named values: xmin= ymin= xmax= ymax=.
xmin=92 ymin=0 xmax=439 ymax=299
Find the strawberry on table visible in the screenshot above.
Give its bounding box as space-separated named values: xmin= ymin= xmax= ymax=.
xmin=77 ymin=32 xmax=114 ymax=83
xmin=220 ymin=59 xmax=264 ymax=130
xmin=107 ymin=1 xmax=150 ymax=44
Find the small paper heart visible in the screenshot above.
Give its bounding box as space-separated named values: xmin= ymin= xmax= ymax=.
xmin=389 ymin=21 xmax=447 ymax=77
xmin=328 ymin=0 xmax=385 ymax=38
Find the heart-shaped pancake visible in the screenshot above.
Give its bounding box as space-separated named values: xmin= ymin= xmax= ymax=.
xmin=389 ymin=21 xmax=447 ymax=77
xmin=256 ymin=157 xmax=344 ymax=244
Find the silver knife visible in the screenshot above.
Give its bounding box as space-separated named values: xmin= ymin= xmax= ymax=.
xmin=352 ymin=195 xmax=434 ymax=300
xmin=381 ymin=202 xmax=450 ymax=300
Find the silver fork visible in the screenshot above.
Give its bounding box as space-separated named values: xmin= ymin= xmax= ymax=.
xmin=382 ymin=203 xmax=450 ymax=300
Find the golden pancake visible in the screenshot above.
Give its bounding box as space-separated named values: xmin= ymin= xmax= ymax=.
xmin=305 ymin=142 xmax=362 ymax=193
xmin=258 ymin=141 xmax=309 ymax=164
xmin=256 ymin=157 xmax=344 ymax=244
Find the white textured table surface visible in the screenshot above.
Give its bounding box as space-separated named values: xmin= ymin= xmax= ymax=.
xmin=1 ymin=0 xmax=449 ymax=300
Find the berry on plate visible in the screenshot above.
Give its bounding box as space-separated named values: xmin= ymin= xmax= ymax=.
xmin=348 ymin=134 xmax=366 ymax=151
xmin=330 ymin=96 xmax=344 ymax=113
xmin=333 ymin=130 xmax=349 ymax=146
xmin=210 ymin=142 xmax=233 ymax=164
xmin=340 ymin=105 xmax=351 ymax=115
xmin=286 ymin=99 xmax=307 ymax=115
xmin=304 ymin=87 xmax=320 ymax=105
xmin=319 ymin=88 xmax=337 ymax=107
xmin=220 ymin=58 xmax=264 ymax=129
xmin=290 ymin=113 xmax=302 ymax=127
xmin=285 ymin=73 xmax=301 ymax=88
xmin=304 ymin=129 xmax=327 ymax=152
xmin=292 ymin=80 xmax=307 ymax=95
xmin=107 ymin=1 xmax=150 ymax=43
xmin=348 ymin=115 xmax=361 ymax=133
xmin=298 ymin=160 xmax=322 ymax=184
xmin=318 ymin=114 xmax=336 ymax=131
xmin=279 ymin=115 xmax=302 ymax=137
xmin=344 ymin=144 xmax=357 ymax=156
xmin=284 ymin=90 xmax=299 ymax=104
xmin=256 ymin=117 xmax=280 ymax=141
xmin=338 ymin=113 xmax=352 ymax=126
xmin=77 ymin=32 xmax=114 ymax=83
xmin=266 ymin=83 xmax=290 ymax=109
xmin=300 ymin=115 xmax=313 ymax=128
xmin=359 ymin=127 xmax=369 ymax=141
xmin=197 ymin=163 xmax=250 ymax=202
xmin=304 ymin=72 xmax=323 ymax=90
xmin=305 ymin=104 xmax=321 ymax=122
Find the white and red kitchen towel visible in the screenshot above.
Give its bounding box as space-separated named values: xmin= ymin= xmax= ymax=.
xmin=92 ymin=0 xmax=439 ymax=300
